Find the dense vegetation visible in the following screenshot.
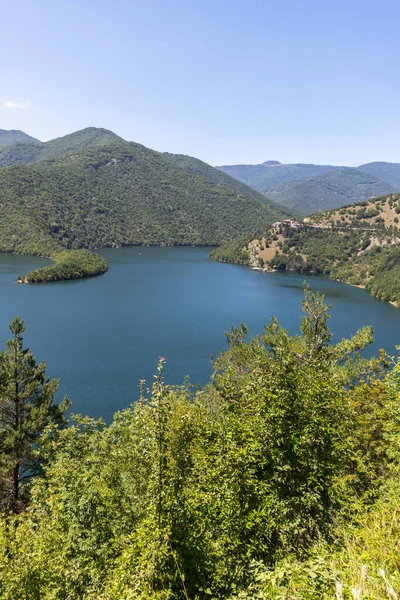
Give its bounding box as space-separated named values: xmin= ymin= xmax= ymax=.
xmin=0 ymin=129 xmax=39 ymax=149
xmin=266 ymin=169 xmax=396 ymax=214
xmin=0 ymin=128 xmax=123 ymax=167
xmin=164 ymin=153 xmax=285 ymax=207
xmin=0 ymin=128 xmax=287 ymax=256
xmin=21 ymin=250 xmax=108 ymax=283
xmin=358 ymin=161 xmax=400 ymax=189
xmin=209 ymin=234 xmax=253 ymax=264
xmin=217 ymin=160 xmax=339 ymax=191
xmin=0 ymin=290 xmax=399 ymax=598
xmin=217 ymin=160 xmax=400 ymax=214
xmin=212 ymin=194 xmax=400 ymax=305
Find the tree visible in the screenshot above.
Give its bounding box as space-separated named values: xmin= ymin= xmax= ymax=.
xmin=0 ymin=317 xmax=70 ymax=513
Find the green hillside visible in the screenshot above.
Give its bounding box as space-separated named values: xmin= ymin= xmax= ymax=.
xmin=217 ymin=160 xmax=340 ymax=191
xmin=165 ymin=153 xmax=285 ymax=207
xmin=0 ymin=127 xmax=122 ymax=168
xmin=211 ymin=193 xmax=400 ymax=305
xmin=0 ymin=131 xmax=287 ymax=256
xmin=268 ymin=168 xmax=395 ymax=214
xmin=357 ymin=161 xmax=400 ymax=189
xmin=217 ymin=160 xmax=400 ymax=214
xmin=0 ymin=129 xmax=39 ymax=148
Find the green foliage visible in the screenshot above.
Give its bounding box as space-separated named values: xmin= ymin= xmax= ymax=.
xmin=23 ymin=249 xmax=108 ymax=283
xmin=209 ymin=234 xmax=252 ymax=264
xmin=0 ymin=131 xmax=287 ymax=255
xmin=0 ymin=129 xmax=39 ymax=149
xmin=358 ymin=160 xmax=400 ymax=189
xmin=164 ymin=153 xmax=287 ymax=209
xmin=0 ymin=317 xmax=69 ymax=513
xmin=266 ymin=169 xmax=395 ymax=214
xmin=0 ymin=290 xmax=397 ymax=599
xmin=0 ymin=127 xmax=123 ymax=167
xmin=217 ymin=161 xmax=339 ymax=193
xmin=270 ymin=228 xmax=364 ymax=274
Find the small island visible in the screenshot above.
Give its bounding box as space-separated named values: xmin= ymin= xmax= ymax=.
xmin=18 ymin=249 xmax=108 ymax=283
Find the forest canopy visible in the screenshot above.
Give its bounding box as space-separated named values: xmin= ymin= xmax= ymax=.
xmin=0 ymin=288 xmax=399 ymax=599
xmin=21 ymin=249 xmax=108 ymax=283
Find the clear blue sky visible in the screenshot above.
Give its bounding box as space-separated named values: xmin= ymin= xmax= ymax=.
xmin=2 ymin=0 xmax=400 ymax=166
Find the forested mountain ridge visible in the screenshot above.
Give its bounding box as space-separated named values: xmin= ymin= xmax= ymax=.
xmin=357 ymin=160 xmax=400 ymax=189
xmin=164 ymin=152 xmax=283 ymax=206
xmin=0 ymin=127 xmax=124 ymax=168
xmin=217 ymin=160 xmax=340 ymax=191
xmin=0 ymin=129 xmax=288 ymax=256
xmin=0 ymin=129 xmax=39 ymax=148
xmin=217 ymin=159 xmax=400 ymax=214
xmin=211 ymin=193 xmax=400 ymax=305
xmin=267 ymin=168 xmax=396 ymax=214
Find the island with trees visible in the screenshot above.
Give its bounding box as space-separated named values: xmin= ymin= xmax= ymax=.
xmin=18 ymin=249 xmax=108 ymax=283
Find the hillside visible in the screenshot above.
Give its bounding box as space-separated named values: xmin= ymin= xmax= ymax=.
xmin=217 ymin=160 xmax=339 ymax=191
xmin=217 ymin=159 xmax=400 ymax=214
xmin=211 ymin=193 xmax=400 ymax=305
xmin=0 ymin=129 xmax=39 ymax=148
xmin=0 ymin=130 xmax=287 ymax=256
xmin=357 ymin=161 xmax=400 ymax=189
xmin=164 ymin=152 xmax=284 ymax=207
xmin=0 ymin=127 xmax=123 ymax=168
xmin=267 ymin=168 xmax=396 ymax=214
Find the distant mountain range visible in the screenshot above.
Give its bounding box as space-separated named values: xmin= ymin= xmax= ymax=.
xmin=217 ymin=160 xmax=400 ymax=214
xmin=0 ymin=128 xmax=288 ymax=256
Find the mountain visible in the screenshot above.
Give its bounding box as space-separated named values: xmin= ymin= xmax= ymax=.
xmin=164 ymin=153 xmax=284 ymax=206
xmin=0 ymin=129 xmax=40 ymax=148
xmin=357 ymin=161 xmax=400 ymax=189
xmin=0 ymin=128 xmax=288 ymax=256
xmin=0 ymin=127 xmax=123 ymax=167
xmin=216 ymin=161 xmax=340 ymax=192
xmin=217 ymin=160 xmax=400 ymax=214
xmin=265 ymin=168 xmax=396 ymax=214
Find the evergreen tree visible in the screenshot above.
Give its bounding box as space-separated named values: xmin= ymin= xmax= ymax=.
xmin=0 ymin=317 xmax=69 ymax=513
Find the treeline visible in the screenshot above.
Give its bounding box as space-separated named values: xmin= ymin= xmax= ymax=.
xmin=0 ymin=289 xmax=399 ymax=598
xmin=21 ymin=249 xmax=108 ymax=283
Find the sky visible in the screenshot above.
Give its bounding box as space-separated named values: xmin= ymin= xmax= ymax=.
xmin=1 ymin=0 xmax=400 ymax=166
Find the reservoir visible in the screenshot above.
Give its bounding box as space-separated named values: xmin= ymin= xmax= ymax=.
xmin=0 ymin=246 xmax=399 ymax=422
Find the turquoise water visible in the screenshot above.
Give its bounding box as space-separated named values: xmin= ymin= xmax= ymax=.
xmin=0 ymin=247 xmax=399 ymax=422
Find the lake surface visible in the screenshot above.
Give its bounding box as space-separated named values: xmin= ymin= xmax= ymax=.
xmin=0 ymin=247 xmax=399 ymax=422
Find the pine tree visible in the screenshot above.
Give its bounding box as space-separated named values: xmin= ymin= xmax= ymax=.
xmin=0 ymin=317 xmax=70 ymax=513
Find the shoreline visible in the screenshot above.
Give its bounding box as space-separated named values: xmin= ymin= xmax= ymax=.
xmin=211 ymin=255 xmax=399 ymax=309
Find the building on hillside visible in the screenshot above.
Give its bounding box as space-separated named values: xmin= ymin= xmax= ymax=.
xmin=282 ymin=219 xmax=300 ymax=228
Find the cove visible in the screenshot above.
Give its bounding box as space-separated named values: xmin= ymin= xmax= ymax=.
xmin=0 ymin=246 xmax=399 ymax=423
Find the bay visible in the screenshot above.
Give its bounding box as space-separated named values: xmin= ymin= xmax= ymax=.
xmin=0 ymin=247 xmax=399 ymax=422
